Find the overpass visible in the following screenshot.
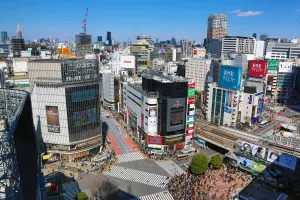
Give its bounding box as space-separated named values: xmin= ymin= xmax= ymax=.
xmin=195 ymin=120 xmax=300 ymax=158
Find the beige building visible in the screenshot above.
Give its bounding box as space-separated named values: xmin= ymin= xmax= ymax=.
xmin=193 ymin=48 xmax=206 ymax=58
xmin=185 ymin=58 xmax=212 ymax=91
xmin=130 ymin=40 xmax=150 ymax=73
xmin=207 ymin=14 xmax=228 ymax=39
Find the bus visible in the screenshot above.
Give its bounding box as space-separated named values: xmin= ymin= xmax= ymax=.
xmin=258 ymin=120 xmax=268 ymax=128
xmin=176 ymin=154 xmax=189 ymax=161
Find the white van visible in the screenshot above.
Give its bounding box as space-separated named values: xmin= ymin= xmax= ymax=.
xmin=181 ymin=147 xmax=196 ymax=155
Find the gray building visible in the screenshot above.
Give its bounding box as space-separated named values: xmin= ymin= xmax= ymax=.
xmin=265 ymin=42 xmax=300 ymax=59
xmin=101 ymin=71 xmax=115 ymax=109
xmin=28 ymin=59 xmax=102 ymax=161
xmin=221 ymin=36 xmax=255 ymax=57
xmin=182 ymin=40 xmax=193 ymax=57
xmin=260 ymin=34 xmax=268 ymax=41
xmin=75 ymin=33 xmax=93 ymax=57
xmin=204 ymin=38 xmax=221 ymax=58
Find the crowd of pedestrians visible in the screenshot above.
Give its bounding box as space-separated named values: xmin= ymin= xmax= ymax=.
xmin=168 ymin=163 xmax=253 ymax=200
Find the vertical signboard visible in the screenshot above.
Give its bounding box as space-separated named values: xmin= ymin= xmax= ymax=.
xmin=185 ymin=80 xmax=196 ymax=147
xmin=46 ymin=106 xmax=60 ymax=133
xmin=141 ymin=96 xmax=144 ymax=129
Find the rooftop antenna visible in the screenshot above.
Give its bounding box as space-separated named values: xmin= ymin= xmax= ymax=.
xmin=82 ymin=8 xmax=88 ymax=33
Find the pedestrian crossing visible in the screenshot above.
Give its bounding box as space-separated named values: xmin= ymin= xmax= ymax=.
xmin=103 ymin=165 xmax=169 ymax=188
xmin=129 ymin=191 xmax=174 ymax=200
xmin=117 ymin=152 xmax=145 ymax=163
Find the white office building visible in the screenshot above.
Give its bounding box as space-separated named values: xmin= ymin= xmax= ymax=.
xmin=254 ymin=40 xmax=265 ymax=59
xmin=185 ymin=58 xmax=212 ymax=91
xmin=221 ymin=36 xmax=255 ymax=57
xmin=101 ymin=71 xmax=115 ymax=109
xmin=265 ymin=42 xmax=300 ymax=59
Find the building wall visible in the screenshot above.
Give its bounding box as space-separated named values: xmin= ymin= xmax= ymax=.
xmin=207 ymin=14 xmax=227 ymax=39
xmin=221 ymin=37 xmax=255 ymax=57
xmin=31 ymin=86 xmax=70 ymax=145
xmin=125 ymin=84 xmax=142 ymax=131
xmin=12 ymin=58 xmax=29 ymax=75
xmin=254 ymin=40 xmax=265 ymax=58
xmin=102 ymin=72 xmax=115 ymax=108
xmin=185 ymin=58 xmax=212 ymax=91
xmin=240 ymin=92 xmax=263 ymax=124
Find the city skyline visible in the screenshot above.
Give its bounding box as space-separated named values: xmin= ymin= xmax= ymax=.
xmin=0 ymin=0 xmax=299 ymax=42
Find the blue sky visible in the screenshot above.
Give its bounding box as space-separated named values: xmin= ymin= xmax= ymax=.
xmin=0 ymin=0 xmax=299 ymax=42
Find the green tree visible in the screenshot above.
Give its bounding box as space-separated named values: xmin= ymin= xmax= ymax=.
xmin=76 ymin=192 xmax=88 ymax=200
xmin=210 ymin=154 xmax=223 ymax=169
xmin=195 ymin=99 xmax=201 ymax=108
xmin=191 ymin=154 xmax=208 ymax=175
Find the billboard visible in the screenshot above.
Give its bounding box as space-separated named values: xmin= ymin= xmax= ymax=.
xmin=248 ymin=60 xmax=267 ymax=78
xmin=167 ymin=98 xmax=186 ymax=132
xmin=224 ymin=91 xmax=233 ymax=114
xmin=268 ymin=60 xmax=279 ymax=71
xmin=188 ymin=98 xmax=195 ymax=104
xmin=219 ymin=66 xmax=242 ymax=90
xmin=120 ymin=55 xmax=135 ymax=69
xmin=46 ymin=106 xmax=60 ymax=133
xmin=188 ymin=88 xmax=195 ymax=97
xmin=72 ymin=89 xmax=97 ymax=102
xmin=61 ymin=48 xmax=71 ymax=54
xmin=267 ymin=151 xmax=297 ymax=170
xmin=240 ymin=141 xmax=266 ymax=159
xmin=193 ymin=49 xmax=198 ymax=55
xmin=249 ymin=95 xmax=253 ymax=104
xmin=188 ymin=80 xmax=196 ymax=88
xmin=238 ymin=157 xmax=266 ymax=173
xmin=148 ymin=106 xmax=157 ymax=117
xmin=147 ymin=136 xmax=162 ymax=145
xmin=73 ymin=108 xmax=97 ymax=126
xmin=278 ymin=62 xmax=293 ymax=73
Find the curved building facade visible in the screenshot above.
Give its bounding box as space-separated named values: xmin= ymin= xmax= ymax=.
xmin=29 ymin=59 xmax=101 ymax=160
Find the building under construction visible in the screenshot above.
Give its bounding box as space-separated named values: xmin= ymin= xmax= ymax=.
xmin=0 ymin=89 xmax=38 ymax=199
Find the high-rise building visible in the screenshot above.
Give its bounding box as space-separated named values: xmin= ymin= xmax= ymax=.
xmin=171 ymin=38 xmax=176 ymax=46
xmin=204 ymin=39 xmax=221 ymax=58
xmin=28 ymin=59 xmax=102 ymax=161
xmin=97 ymin=36 xmax=102 ymax=42
xmin=17 ymin=23 xmax=22 ymax=39
xmin=253 ymin=33 xmax=257 ymax=39
xmin=207 ymin=14 xmax=228 ymax=39
xmin=130 ymin=40 xmax=150 ymax=72
xmin=49 ymin=36 xmax=53 ymax=43
xmin=1 ymin=31 xmax=8 ymax=43
xmin=106 ymin=31 xmax=112 ymax=46
xmin=182 ymin=40 xmax=193 ymax=57
xmin=75 ymin=33 xmax=93 ymax=57
xmin=260 ymin=34 xmax=268 ymax=41
xmin=11 ymin=38 xmax=25 ymax=57
xmin=137 ymin=35 xmax=152 ymax=44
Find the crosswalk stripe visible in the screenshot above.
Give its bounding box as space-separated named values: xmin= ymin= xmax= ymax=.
xmin=117 ymin=152 xmax=145 ymax=163
xmin=103 ymin=165 xmax=169 ymax=188
xmin=129 ymin=191 xmax=174 ymax=200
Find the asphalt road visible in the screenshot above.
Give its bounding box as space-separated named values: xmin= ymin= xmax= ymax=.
xmin=254 ymin=120 xmax=281 ymax=135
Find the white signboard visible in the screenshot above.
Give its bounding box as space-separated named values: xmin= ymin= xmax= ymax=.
xmin=120 ymin=55 xmax=135 ymax=69
xmin=278 ymin=62 xmax=293 ymax=73
xmin=240 ymin=141 xmax=266 ymax=159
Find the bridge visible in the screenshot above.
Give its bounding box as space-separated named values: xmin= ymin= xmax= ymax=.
xmin=195 ymin=120 xmax=300 ymax=158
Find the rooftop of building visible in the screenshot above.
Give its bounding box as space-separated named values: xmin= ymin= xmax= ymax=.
xmin=224 ymin=36 xmax=255 ymax=40
xmin=142 ymin=69 xmax=189 ymax=83
xmin=7 ymin=74 xmax=29 ymax=80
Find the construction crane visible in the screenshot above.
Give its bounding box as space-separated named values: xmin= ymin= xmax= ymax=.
xmin=82 ymin=8 xmax=88 ymax=34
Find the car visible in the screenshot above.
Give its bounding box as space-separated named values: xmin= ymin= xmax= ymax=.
xmin=116 ymin=126 xmax=120 ymax=129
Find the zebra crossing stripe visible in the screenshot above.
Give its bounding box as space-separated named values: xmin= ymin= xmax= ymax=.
xmin=103 ymin=166 xmax=169 ymax=188
xmin=129 ymin=191 xmax=174 ymax=200
xmin=117 ymin=152 xmax=145 ymax=163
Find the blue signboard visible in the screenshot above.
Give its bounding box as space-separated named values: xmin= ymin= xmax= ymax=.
xmin=224 ymin=107 xmax=232 ymax=114
xmin=249 ymin=95 xmax=252 ymax=104
xmin=219 ymin=66 xmax=242 ymax=90
xmin=72 ymin=89 xmax=97 ymax=102
xmin=255 ymin=92 xmax=264 ymax=96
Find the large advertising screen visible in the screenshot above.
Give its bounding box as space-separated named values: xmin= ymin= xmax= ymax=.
xmin=219 ymin=66 xmax=242 ymax=90
xmin=147 ymin=136 xmax=162 ymax=145
xmin=72 ymin=89 xmax=97 ymax=102
xmin=268 ymin=60 xmax=279 ymax=71
xmin=267 ymin=151 xmax=297 ymax=170
xmin=238 ymin=157 xmax=266 ymax=173
xmin=167 ymin=98 xmax=186 ymax=132
xmin=248 ymin=60 xmax=267 ymax=78
xmin=46 ymin=106 xmax=60 ymax=133
xmin=240 ymin=141 xmax=266 ymax=159
xmin=120 ymin=55 xmax=135 ymax=69
xmin=73 ymin=108 xmax=97 ymax=126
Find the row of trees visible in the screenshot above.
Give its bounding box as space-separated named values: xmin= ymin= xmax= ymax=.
xmin=191 ymin=154 xmax=223 ymax=175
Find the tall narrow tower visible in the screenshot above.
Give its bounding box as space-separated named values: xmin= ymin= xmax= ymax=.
xmin=17 ymin=23 xmax=22 ymax=39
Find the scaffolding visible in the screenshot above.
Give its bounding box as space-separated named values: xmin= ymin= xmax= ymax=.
xmin=0 ymin=89 xmax=28 ymax=199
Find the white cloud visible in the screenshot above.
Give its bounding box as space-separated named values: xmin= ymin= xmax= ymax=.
xmin=295 ymin=9 xmax=300 ymax=12
xmin=237 ymin=11 xmax=263 ymax=17
xmin=229 ymin=10 xmax=241 ymax=14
